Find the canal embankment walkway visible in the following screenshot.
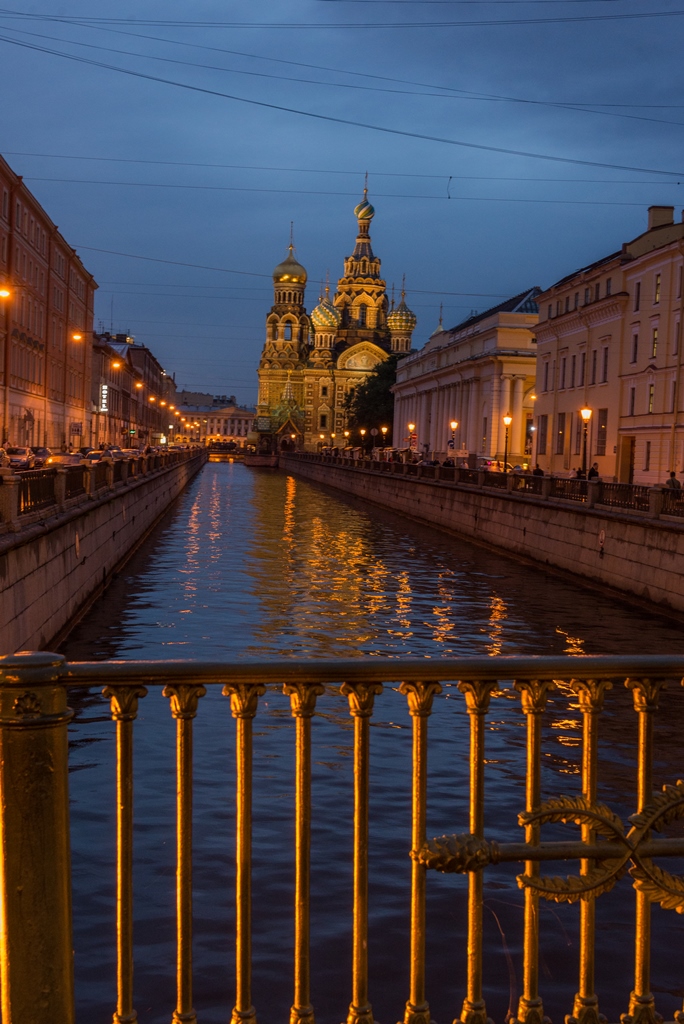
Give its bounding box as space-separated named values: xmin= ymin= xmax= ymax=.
xmin=0 ymin=447 xmax=207 ymax=653
xmin=282 ymin=452 xmax=684 ymax=617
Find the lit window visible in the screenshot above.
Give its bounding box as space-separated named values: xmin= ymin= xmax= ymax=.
xmin=606 ymin=278 xmax=612 ymax=296
xmin=648 ymin=384 xmax=655 ymax=413
xmin=652 ymin=328 xmax=658 ymax=359
xmin=631 ymin=334 xmax=638 ymax=363
xmin=655 ymin=273 xmax=661 ymax=304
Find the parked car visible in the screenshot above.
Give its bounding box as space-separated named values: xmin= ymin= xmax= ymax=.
xmin=83 ymin=450 xmax=113 ymax=464
xmin=45 ymin=453 xmax=85 ymax=467
xmin=78 ymin=446 xmax=94 ymax=456
xmin=94 ymin=445 xmax=125 ymax=459
xmin=31 ymin=446 xmax=52 ymax=467
xmin=6 ymin=446 xmax=35 ymax=470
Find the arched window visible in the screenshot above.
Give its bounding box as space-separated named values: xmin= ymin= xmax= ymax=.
xmin=284 ymin=323 xmax=292 ymax=341
xmin=358 ymin=305 xmax=367 ymax=326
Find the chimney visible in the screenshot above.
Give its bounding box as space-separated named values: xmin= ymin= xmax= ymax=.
xmin=648 ymin=205 xmax=674 ymax=230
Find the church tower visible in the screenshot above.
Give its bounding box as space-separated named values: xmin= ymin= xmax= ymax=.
xmin=310 ymin=283 xmax=341 ymax=368
xmin=333 ymin=187 xmax=389 ymax=348
xmin=387 ymin=280 xmax=417 ymax=354
xmin=257 ymin=238 xmax=310 ymax=415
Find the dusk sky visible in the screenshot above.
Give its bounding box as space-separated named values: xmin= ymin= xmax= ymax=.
xmin=2 ymin=0 xmax=683 ymax=405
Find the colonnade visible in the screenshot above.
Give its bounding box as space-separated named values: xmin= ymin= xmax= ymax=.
xmin=393 ymin=372 xmax=529 ymax=458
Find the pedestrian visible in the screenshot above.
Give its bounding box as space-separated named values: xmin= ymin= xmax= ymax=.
xmin=588 ymin=462 xmax=600 ymax=480
xmin=665 ymin=471 xmax=682 ymax=490
xmin=533 ymin=463 xmax=544 ymax=477
xmin=575 ymin=467 xmax=586 ymax=479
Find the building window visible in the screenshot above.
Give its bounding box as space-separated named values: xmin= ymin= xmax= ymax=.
xmin=556 ymin=300 xmax=562 ymax=316
xmin=631 ymin=333 xmax=638 ymax=363
xmin=555 ymin=412 xmax=566 ymax=455
xmin=648 ymin=383 xmax=655 ymax=413
xmin=601 ymin=348 xmax=609 ymax=383
xmin=579 ymin=351 xmax=586 ymax=386
xmin=284 ymin=323 xmax=292 ymax=340
xmin=629 ymin=387 xmax=636 ymax=416
xmin=574 ymin=292 xmax=579 ymax=310
xmin=321 ymin=385 xmax=328 ymax=397
xmin=591 ymin=350 xmax=597 ymax=385
xmin=655 ymin=273 xmax=661 ymax=304
xmin=547 ymin=304 xmax=552 ymax=319
xmin=560 ymin=357 xmax=566 ymax=389
xmin=564 ymin=296 xmax=570 ymax=314
xmin=570 ymin=354 xmax=576 ymax=388
xmin=543 ymin=362 xmax=549 ymax=392
xmin=584 ymin=287 xmax=590 ymax=305
xmin=596 ymin=408 xmax=608 ymax=455
xmin=651 ymin=328 xmax=658 ymax=359
xmin=644 ymin=440 xmax=651 ymax=471
xmin=358 ymin=305 xmax=367 ymax=326
xmin=574 ymin=415 xmax=582 ymax=455
xmin=634 ymin=282 xmax=641 ymax=311
xmin=595 ymin=283 xmax=601 ymax=302
xmin=605 ymin=278 xmax=612 ymax=296
xmin=537 ymin=415 xmax=548 ymax=455
xmin=319 ymin=414 xmax=327 ymax=429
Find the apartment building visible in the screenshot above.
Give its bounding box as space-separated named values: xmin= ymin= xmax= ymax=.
xmin=534 ymin=206 xmax=684 ymax=483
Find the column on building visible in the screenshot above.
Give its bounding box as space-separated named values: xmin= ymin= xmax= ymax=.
xmin=468 ymin=377 xmax=480 ymax=455
xmin=489 ymin=373 xmax=501 ymax=458
xmin=434 ymin=388 xmax=444 ymax=451
xmin=512 ymin=376 xmax=525 ymax=458
xmin=496 ymin=374 xmax=512 ymax=455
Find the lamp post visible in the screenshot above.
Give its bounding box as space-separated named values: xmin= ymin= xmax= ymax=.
xmin=450 ymin=419 xmax=458 ymax=450
xmin=503 ymin=413 xmax=512 ymax=472
xmin=580 ymin=407 xmax=592 ymax=475
xmin=408 ymin=422 xmax=416 ymax=451
xmin=381 ymin=426 xmax=388 ymax=447
xmin=359 ymin=428 xmax=366 ymax=453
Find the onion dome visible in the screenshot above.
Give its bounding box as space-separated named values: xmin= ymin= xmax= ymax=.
xmin=273 ymin=244 xmax=307 ymax=285
xmin=311 ymin=295 xmax=341 ymax=331
xmin=354 ymin=187 xmax=375 ymax=224
xmin=387 ymin=292 xmax=417 ymax=333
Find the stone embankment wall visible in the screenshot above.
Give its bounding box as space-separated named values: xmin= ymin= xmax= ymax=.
xmin=281 ymin=454 xmax=684 ymax=616
xmin=0 ymin=450 xmax=207 ymax=653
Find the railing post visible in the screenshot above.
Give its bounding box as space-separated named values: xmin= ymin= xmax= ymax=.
xmin=121 ymin=460 xmax=129 ymax=485
xmin=506 ymin=474 xmax=516 ymax=492
xmin=0 ymin=472 xmax=21 ymax=529
xmin=587 ymin=479 xmax=600 ymax=508
xmin=0 ymin=651 xmax=75 ymax=1024
xmin=86 ymin=464 xmax=97 ymax=497
xmin=541 ymin=476 xmax=553 ymax=500
xmin=648 ymin=487 xmax=664 ymax=517
xmin=106 ymin=461 xmax=115 ymax=490
xmin=476 ymin=470 xmax=486 ymax=487
xmin=55 ymin=467 xmax=68 ymax=508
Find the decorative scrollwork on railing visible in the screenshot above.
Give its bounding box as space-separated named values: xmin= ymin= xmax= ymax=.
xmin=416 ymin=782 xmax=684 ymax=912
xmin=413 ymin=833 xmax=499 ymax=873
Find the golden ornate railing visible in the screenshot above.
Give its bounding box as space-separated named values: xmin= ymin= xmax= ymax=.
xmin=1 ymin=653 xmax=684 ymax=1024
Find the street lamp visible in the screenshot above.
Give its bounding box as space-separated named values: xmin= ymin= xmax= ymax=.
xmin=360 ymin=428 xmax=366 ymax=450
xmin=450 ymin=419 xmax=458 ymax=449
xmin=503 ymin=413 xmax=512 ymax=472
xmin=381 ymin=426 xmax=388 ymax=446
xmin=580 ymin=407 xmax=592 ymax=475
xmin=408 ymin=422 xmax=416 ymax=451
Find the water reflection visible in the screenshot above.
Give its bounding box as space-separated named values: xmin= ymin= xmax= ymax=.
xmin=61 ymin=464 xmax=684 ymax=1024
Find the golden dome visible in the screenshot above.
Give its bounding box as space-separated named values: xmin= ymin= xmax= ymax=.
xmin=273 ymin=245 xmax=307 ymax=285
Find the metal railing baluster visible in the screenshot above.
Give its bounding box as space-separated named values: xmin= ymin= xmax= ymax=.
xmin=401 ymin=680 xmax=442 ymax=1024
xmin=455 ymin=679 xmax=499 ymax=1024
xmin=223 ymin=682 xmax=266 ymax=1024
xmin=513 ymin=679 xmax=556 ymax=1024
xmin=623 ymin=678 xmax=666 ymax=1024
xmin=284 ymin=682 xmax=325 ymax=1024
xmin=103 ymin=684 xmax=148 ymax=1024
xmin=163 ymin=683 xmax=207 ymax=1024
xmin=341 ymin=681 xmax=383 ymax=1024
xmin=568 ymin=678 xmax=612 ymax=1024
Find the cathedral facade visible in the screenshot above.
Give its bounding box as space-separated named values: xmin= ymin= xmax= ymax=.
xmin=256 ymin=191 xmax=416 ymax=449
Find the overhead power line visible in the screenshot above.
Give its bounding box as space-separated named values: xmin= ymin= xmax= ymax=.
xmin=0 ymin=6 xmax=682 ymax=27
xmin=24 ymin=175 xmax=681 ymax=208
xmin=1 ymin=33 xmax=683 ymax=178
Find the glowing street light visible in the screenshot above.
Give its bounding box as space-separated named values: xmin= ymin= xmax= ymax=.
xmin=407 ymin=422 xmax=416 ymax=451
xmin=450 ymin=419 xmax=458 ymax=449
xmin=503 ymin=413 xmax=512 ymax=472
xmin=112 ymin=361 xmax=121 ymax=369
xmin=580 ymin=407 xmax=592 ymax=475
xmin=71 ymin=331 xmax=83 ymax=341
xmin=0 ymin=287 xmax=10 ymax=299
xmin=381 ymin=426 xmax=388 ymax=446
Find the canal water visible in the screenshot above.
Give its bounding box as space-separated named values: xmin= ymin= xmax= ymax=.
xmin=61 ymin=463 xmax=684 ymax=1024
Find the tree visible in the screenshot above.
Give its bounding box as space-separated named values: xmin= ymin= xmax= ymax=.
xmin=344 ymin=354 xmax=398 ymax=441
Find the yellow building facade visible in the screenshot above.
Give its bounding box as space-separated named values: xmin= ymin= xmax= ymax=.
xmin=534 ymin=206 xmax=684 ymax=483
xmin=256 ymin=192 xmax=416 ymax=449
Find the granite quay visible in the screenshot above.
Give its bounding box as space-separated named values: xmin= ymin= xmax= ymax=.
xmin=0 ymin=446 xmax=206 ymax=653
xmin=282 ymin=452 xmax=684 ymax=615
